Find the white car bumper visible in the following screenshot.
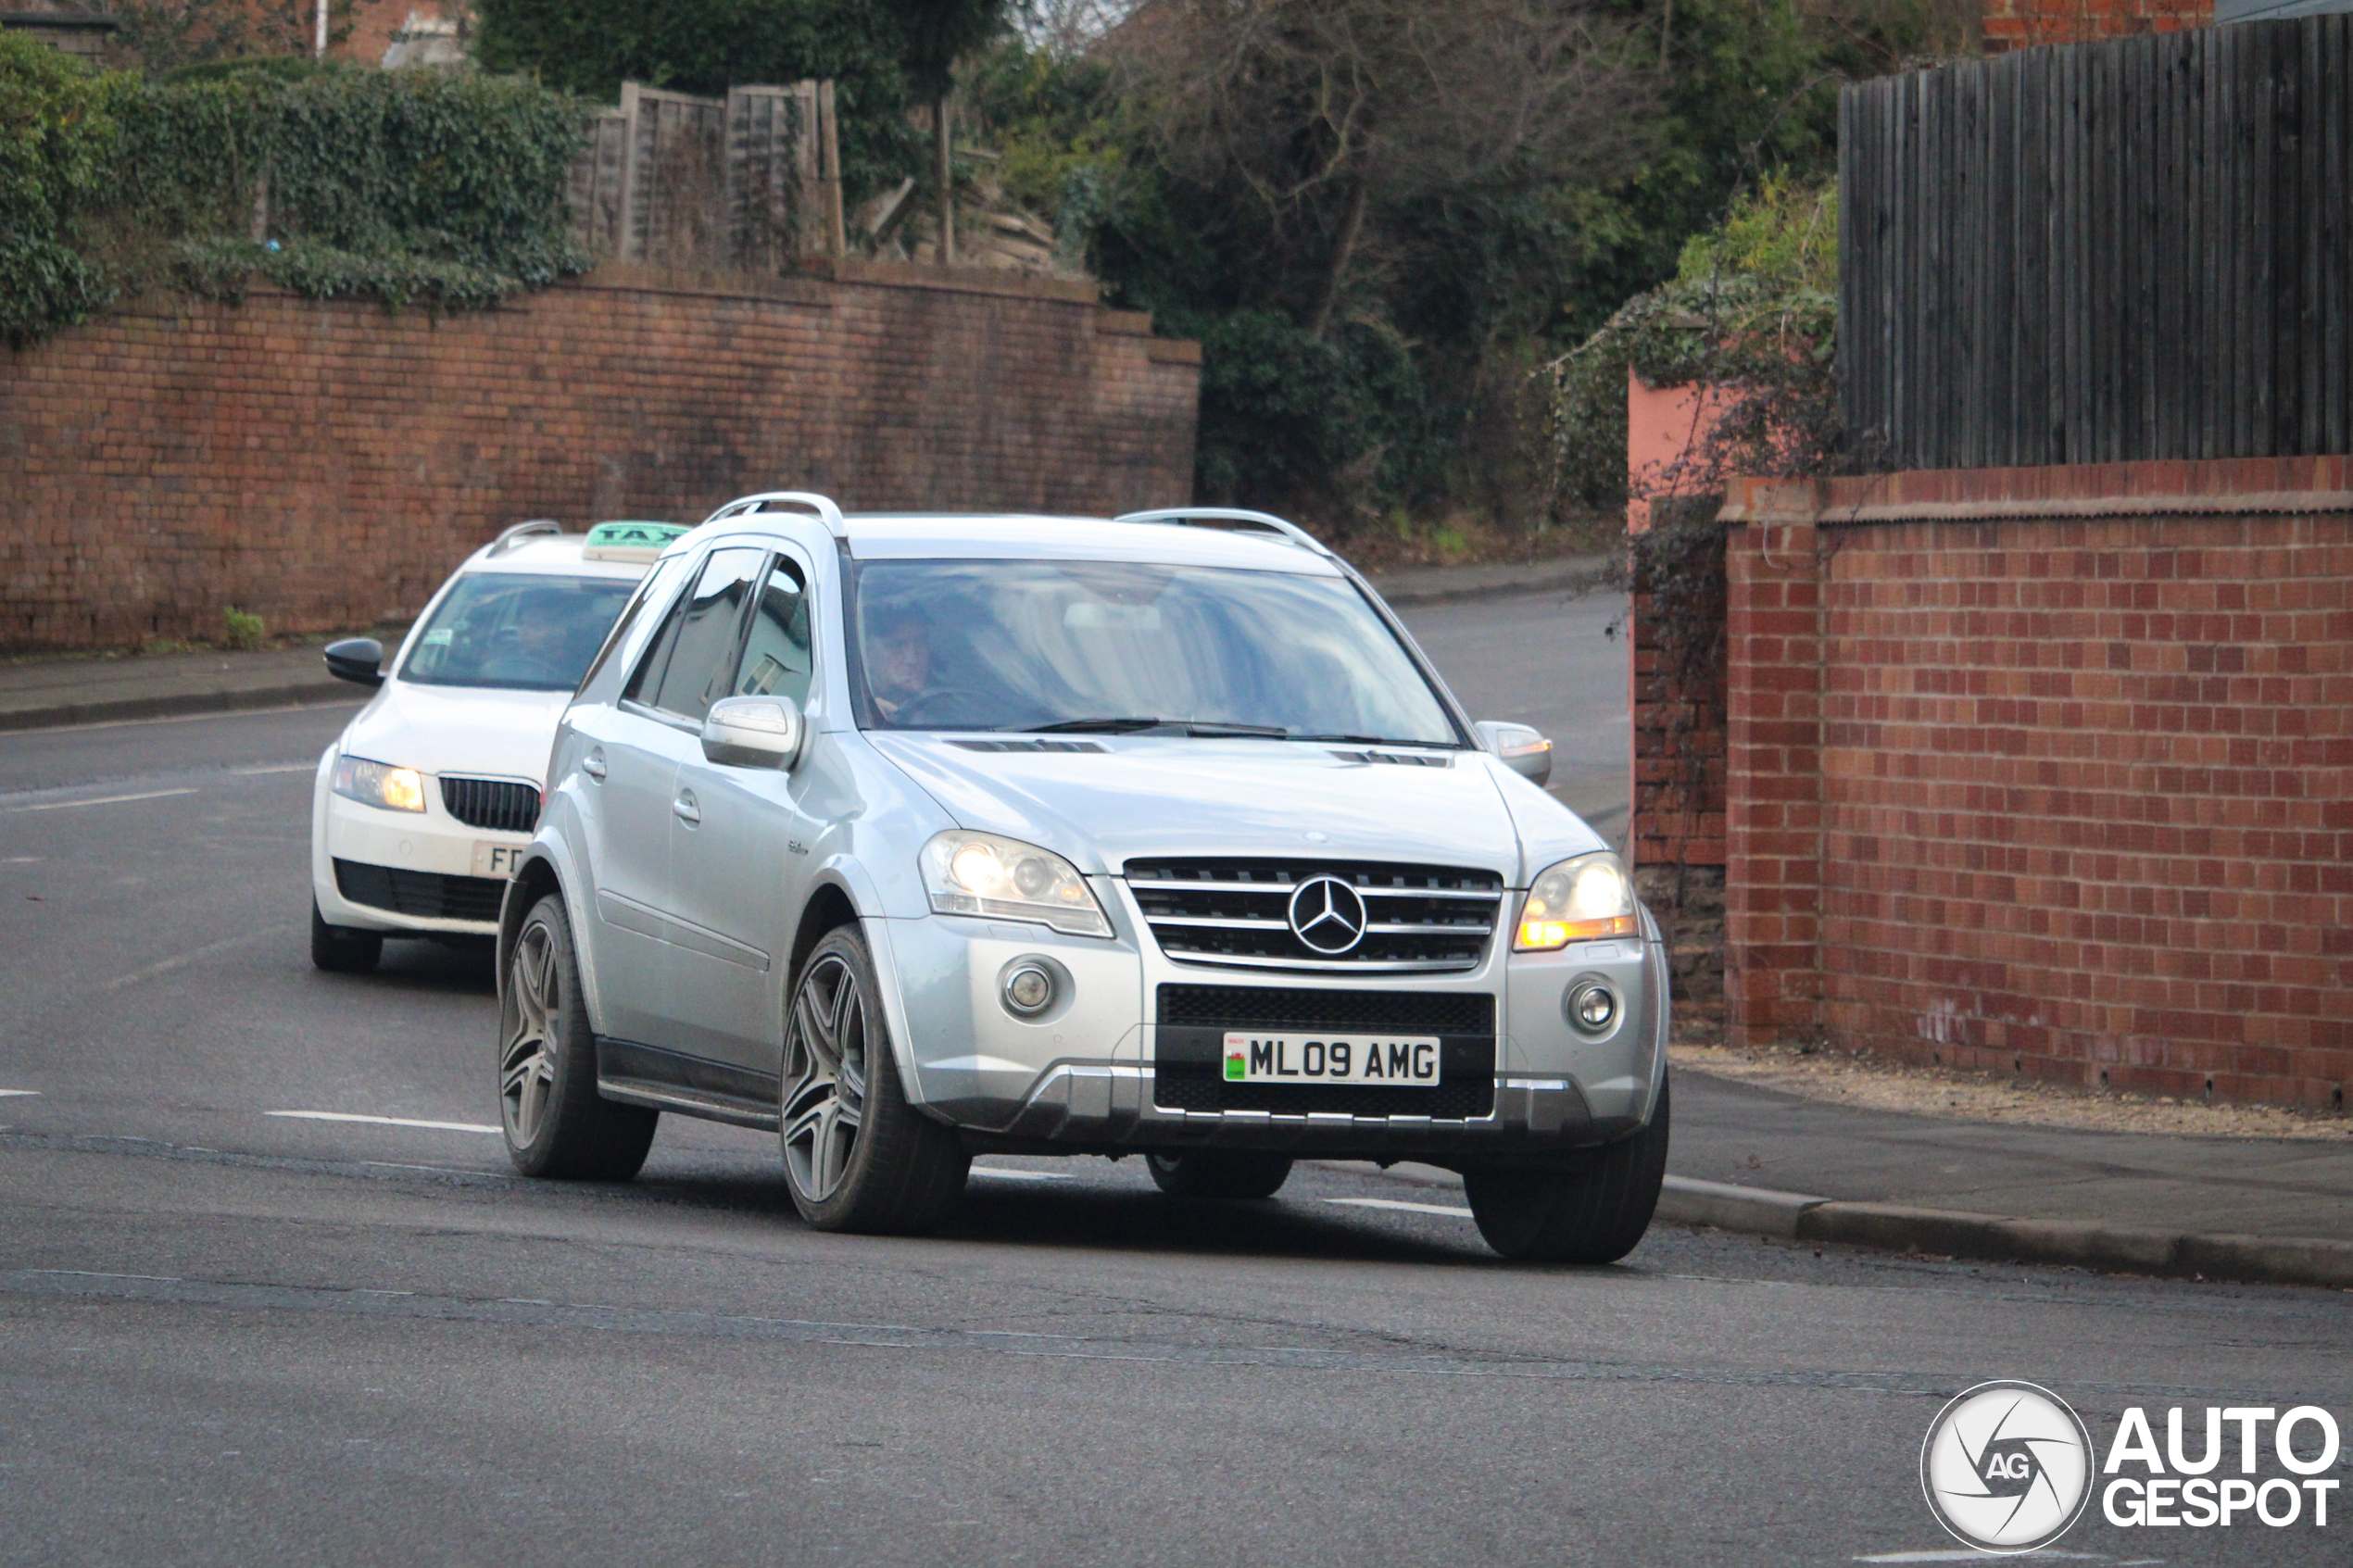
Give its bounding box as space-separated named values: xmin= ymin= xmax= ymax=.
xmin=310 ymin=750 xmax=532 ymax=937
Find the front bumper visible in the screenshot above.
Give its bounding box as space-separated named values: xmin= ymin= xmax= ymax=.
xmin=311 ymin=780 xmax=527 ymax=937
xmin=882 ymin=876 xmax=1667 ymax=1162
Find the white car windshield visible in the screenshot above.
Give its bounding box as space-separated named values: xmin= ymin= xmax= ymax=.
xmin=849 ymin=559 xmax=1460 ymax=745
xmin=399 ymin=573 xmax=638 ymax=693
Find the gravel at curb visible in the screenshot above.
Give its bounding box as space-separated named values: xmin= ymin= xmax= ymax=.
xmin=1327 ymin=1161 xmax=2353 ymax=1289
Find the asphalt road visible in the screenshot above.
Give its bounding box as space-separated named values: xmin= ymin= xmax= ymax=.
xmin=2 ymin=598 xmax=2347 ymax=1566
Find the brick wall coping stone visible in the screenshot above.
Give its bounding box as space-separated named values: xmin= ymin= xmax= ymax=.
xmin=1723 ymin=455 xmax=2353 ymax=526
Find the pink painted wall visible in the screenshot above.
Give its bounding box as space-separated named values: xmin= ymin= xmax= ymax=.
xmin=1626 ymin=369 xmax=1739 ymax=533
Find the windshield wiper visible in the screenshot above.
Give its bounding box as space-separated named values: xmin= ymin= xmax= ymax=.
xmin=1016 ymin=717 xmax=1170 ymax=734
xmin=1289 ymin=733 xmax=1460 ymax=746
xmin=1014 ymin=717 xmax=1290 ymax=738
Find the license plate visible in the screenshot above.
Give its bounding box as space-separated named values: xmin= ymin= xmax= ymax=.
xmin=472 ymin=841 xmax=527 ymax=878
xmin=1220 ymin=1031 xmax=1441 ymax=1086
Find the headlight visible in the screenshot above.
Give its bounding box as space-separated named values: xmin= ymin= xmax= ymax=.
xmin=1514 ymin=851 xmax=1637 ymax=950
xmin=919 ymin=831 xmax=1112 ymax=938
xmin=333 ymin=755 xmax=428 ymax=813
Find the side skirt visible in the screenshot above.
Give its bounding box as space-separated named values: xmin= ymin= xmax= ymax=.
xmin=596 ymin=1036 xmax=781 ymax=1132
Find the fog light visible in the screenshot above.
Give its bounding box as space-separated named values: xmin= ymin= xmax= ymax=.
xmin=1003 ymin=963 xmax=1055 ymax=1017
xmin=1566 ymin=979 xmax=1617 ymax=1034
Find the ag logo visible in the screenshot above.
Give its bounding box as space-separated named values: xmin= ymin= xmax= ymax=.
xmin=1920 ymin=1381 xmax=2094 ymax=1553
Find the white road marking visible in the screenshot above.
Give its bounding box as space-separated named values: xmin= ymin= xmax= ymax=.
xmin=2 ymin=856 xmax=41 ymax=863
xmin=0 ymin=1090 xmax=38 ymax=1098
xmin=229 ymin=763 xmax=316 ymax=775
xmin=969 ymin=1167 xmax=1074 ymax=1182
xmin=1853 ymin=1554 xmax=2119 ymax=1563
xmin=267 ymin=1110 xmax=500 ymax=1135
xmin=1 ymin=787 xmax=197 ymax=813
xmin=100 ymin=935 xmax=256 ymax=993
xmin=1324 ymin=1197 xmax=1476 ymax=1219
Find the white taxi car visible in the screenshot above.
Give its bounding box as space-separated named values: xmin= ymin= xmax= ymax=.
xmin=308 ymin=520 xmax=684 ymax=972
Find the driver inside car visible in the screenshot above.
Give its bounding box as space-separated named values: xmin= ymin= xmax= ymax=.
xmin=867 ymin=603 xmax=935 ymax=721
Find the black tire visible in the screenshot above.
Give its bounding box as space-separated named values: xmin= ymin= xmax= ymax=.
xmin=779 ymin=926 xmax=969 ymax=1235
xmin=1464 ymin=1076 xmax=1670 ymax=1263
xmin=1146 ymin=1150 xmax=1294 ymax=1200
xmin=311 ymin=899 xmax=383 ymax=973
xmin=498 ymin=893 xmax=657 ymax=1180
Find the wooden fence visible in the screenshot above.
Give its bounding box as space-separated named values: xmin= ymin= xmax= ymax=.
xmin=568 ymin=81 xmax=845 ymax=271
xmin=1839 ymin=19 xmax=2352 ymax=470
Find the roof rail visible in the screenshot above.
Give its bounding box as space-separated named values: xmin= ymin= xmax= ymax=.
xmin=1112 ymin=507 xmax=1333 ymax=557
xmin=702 ymin=491 xmax=847 ymax=538
xmin=489 ymin=518 xmax=564 ymax=553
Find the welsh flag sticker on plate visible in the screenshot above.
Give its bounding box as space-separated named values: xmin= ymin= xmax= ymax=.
xmin=1221 ymin=1032 xmax=1441 ymax=1086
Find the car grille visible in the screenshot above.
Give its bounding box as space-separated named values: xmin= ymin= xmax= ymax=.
xmin=1125 ymin=857 xmax=1504 ymax=973
xmin=1151 ymin=984 xmax=1497 ymax=1119
xmin=439 ymin=776 xmax=541 ymax=834
xmin=333 ymin=859 xmax=508 ymax=922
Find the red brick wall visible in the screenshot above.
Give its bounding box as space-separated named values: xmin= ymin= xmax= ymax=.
xmin=1981 ymin=0 xmax=2210 ymax=54
xmin=0 ymin=260 xmax=1201 ymax=650
xmin=1629 ymin=514 xmax=1730 ymax=1021
xmin=1720 ymin=458 xmax=2353 ymax=1108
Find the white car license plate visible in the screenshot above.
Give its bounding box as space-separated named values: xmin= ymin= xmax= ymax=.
xmin=472 ymin=841 xmax=527 ymax=878
xmin=1221 ymin=1032 xmax=1441 ymax=1086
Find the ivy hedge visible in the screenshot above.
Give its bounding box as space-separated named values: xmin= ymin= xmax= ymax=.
xmin=1544 ymin=176 xmax=1842 ymax=514
xmin=2 ymin=35 xmax=587 ymax=348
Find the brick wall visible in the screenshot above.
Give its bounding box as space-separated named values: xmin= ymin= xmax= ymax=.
xmin=1981 ymin=0 xmax=2210 ymax=52
xmin=1629 ymin=509 xmax=1730 ymax=1022
xmin=1720 ymin=458 xmax=2353 ymax=1108
xmin=0 ymin=259 xmax=1201 ymax=650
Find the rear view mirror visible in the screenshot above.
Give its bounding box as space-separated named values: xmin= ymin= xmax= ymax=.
xmin=702 ymin=696 xmax=803 ymax=770
xmin=1476 ymin=720 xmax=1552 ymax=787
xmin=323 ymin=637 xmax=385 ymax=688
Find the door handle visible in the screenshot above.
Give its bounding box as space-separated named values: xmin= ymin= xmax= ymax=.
xmin=582 ymin=747 xmax=608 ymax=782
xmin=672 ymin=788 xmax=700 ymax=826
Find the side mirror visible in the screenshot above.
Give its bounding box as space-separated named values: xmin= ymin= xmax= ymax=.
xmin=324 ymin=637 xmax=385 ymax=688
xmin=1476 ymin=720 xmax=1552 ymax=787
xmin=701 ymin=696 xmax=803 ymax=770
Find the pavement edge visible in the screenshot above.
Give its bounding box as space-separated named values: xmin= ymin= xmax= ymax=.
xmin=1340 ymin=1163 xmax=2353 ymax=1290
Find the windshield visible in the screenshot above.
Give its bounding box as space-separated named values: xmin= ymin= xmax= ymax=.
xmin=398 ymin=572 xmax=639 ymax=693
xmin=849 ymin=560 xmax=1460 ymax=745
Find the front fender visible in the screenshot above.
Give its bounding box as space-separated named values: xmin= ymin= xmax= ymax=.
xmin=497 ymin=832 xmax=603 ymax=1035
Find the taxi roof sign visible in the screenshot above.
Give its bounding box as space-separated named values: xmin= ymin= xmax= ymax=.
xmin=582 ymin=521 xmax=691 ymax=563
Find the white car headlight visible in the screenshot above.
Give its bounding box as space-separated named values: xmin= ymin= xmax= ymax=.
xmin=333 ymin=755 xmax=428 ymax=814
xmin=920 ymin=831 xmax=1111 ymax=938
xmin=1514 ymin=850 xmax=1637 ymax=950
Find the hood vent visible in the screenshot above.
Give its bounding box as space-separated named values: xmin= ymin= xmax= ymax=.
xmin=1330 ymin=749 xmax=1452 ymax=767
xmin=948 ymin=738 xmax=1109 ymax=754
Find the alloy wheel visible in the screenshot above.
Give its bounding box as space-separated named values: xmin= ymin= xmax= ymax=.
xmin=500 ymin=919 xmax=560 ymax=1147
xmin=782 ymin=953 xmax=868 ymax=1203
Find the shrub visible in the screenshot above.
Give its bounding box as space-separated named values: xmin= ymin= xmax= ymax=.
xmin=4 ymin=52 xmax=589 ymax=346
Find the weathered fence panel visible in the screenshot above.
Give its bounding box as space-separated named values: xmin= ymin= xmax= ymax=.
xmin=567 ymin=81 xmax=827 ymax=270
xmin=1840 ymin=17 xmax=2353 ymax=470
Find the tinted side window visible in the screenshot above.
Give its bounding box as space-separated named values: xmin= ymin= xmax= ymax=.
xmin=625 ymin=546 xmax=765 ymax=721
xmin=579 ymin=554 xmax=690 ymax=696
xmin=732 ymin=558 xmax=814 ymax=706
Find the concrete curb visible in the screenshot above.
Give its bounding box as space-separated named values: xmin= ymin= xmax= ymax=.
xmin=1653 ymin=1177 xmax=2353 ymax=1290
xmin=1364 ymin=558 xmax=1617 ymax=608
xmin=1333 ymin=1164 xmax=2353 ymax=1289
xmin=0 ymin=682 xmax=359 ymax=734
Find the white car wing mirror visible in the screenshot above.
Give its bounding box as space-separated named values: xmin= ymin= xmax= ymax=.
xmin=1475 ymin=720 xmax=1553 ymax=787
xmin=701 ymin=696 xmax=803 ymax=770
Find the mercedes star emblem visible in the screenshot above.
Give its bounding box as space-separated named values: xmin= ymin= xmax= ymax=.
xmin=1288 ymin=876 xmax=1368 ymax=955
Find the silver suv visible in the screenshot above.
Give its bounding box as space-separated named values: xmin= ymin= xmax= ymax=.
xmin=497 ymin=494 xmax=1668 ymax=1262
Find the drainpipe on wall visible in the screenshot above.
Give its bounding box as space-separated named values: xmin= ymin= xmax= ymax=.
xmin=313 ymin=0 xmax=327 ymax=56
